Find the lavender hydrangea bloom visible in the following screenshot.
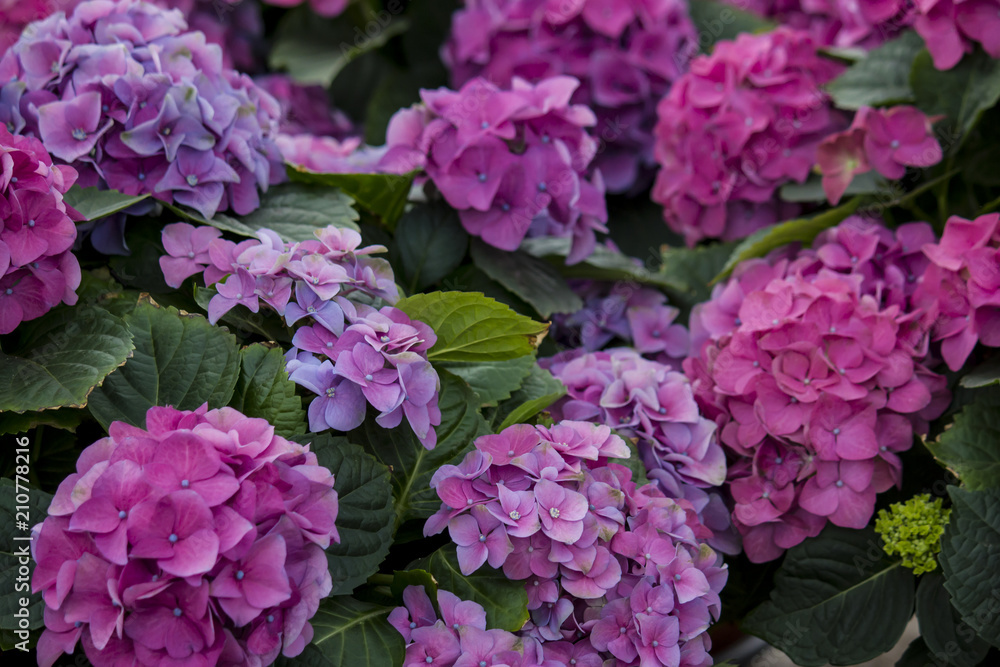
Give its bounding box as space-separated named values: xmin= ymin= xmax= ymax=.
xmin=159 ymin=222 xmax=442 ymax=447
xmin=423 ymin=420 xmax=727 ymax=667
xmin=33 ymin=404 xmax=338 ymax=667
xmin=0 ymin=0 xmax=282 ymax=221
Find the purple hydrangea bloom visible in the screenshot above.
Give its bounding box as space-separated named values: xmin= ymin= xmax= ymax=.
xmin=443 ymin=0 xmax=698 ymax=194
xmin=0 ymin=0 xmax=282 ymax=220
xmin=379 ymin=76 xmax=608 ymax=263
xmin=33 ymin=404 xmax=339 ymax=667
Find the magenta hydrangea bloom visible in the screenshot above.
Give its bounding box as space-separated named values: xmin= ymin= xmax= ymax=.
xmin=33 ymin=404 xmax=339 ymax=667
xmin=0 ymin=125 xmax=81 ymax=334
xmin=685 ymin=216 xmax=950 ymax=562
xmin=163 ymin=0 xmax=264 ymax=72
xmin=379 ymin=76 xmax=608 ymax=263
xmin=913 ymin=212 xmax=1000 ymax=371
xmin=651 ymin=27 xmax=845 ymax=245
xmin=160 ymin=222 xmax=442 ymax=447
xmin=0 ymin=0 xmax=282 ymax=220
xmin=424 ymin=420 xmax=726 ymax=667
xmin=818 ymin=105 xmax=943 ymax=204
xmin=724 ymin=0 xmax=915 ymax=49
xmin=913 ymin=0 xmax=1000 ymax=70
xmin=443 ymin=0 xmax=698 ymax=193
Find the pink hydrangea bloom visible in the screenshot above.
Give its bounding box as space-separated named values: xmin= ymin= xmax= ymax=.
xmin=33 ymin=404 xmax=339 ymax=667
xmin=0 ymin=125 xmax=81 ymax=334
xmin=725 ymin=0 xmax=915 ymax=49
xmin=0 ymin=0 xmax=282 ymax=220
xmin=260 ymin=0 xmax=348 ymax=18
xmin=425 ymin=420 xmax=726 ymax=666
xmin=443 ymin=0 xmax=698 ymax=193
xmin=651 ymin=27 xmax=845 ymax=245
xmin=913 ymin=0 xmax=1000 ymax=70
xmin=686 ymin=216 xmax=950 ymax=561
xmin=914 ymin=212 xmax=1000 ymax=370
xmin=818 ymin=105 xmax=943 ymax=204
xmin=379 ymin=76 xmax=608 ymax=263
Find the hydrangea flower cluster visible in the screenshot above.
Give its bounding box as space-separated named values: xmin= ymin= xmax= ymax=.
xmin=390 ymin=586 xmax=542 ymax=667
xmin=443 ymin=0 xmax=698 ymax=193
xmin=0 ymin=126 xmax=81 ymax=334
xmin=32 ymin=403 xmax=338 ymax=667
xmin=256 ymin=75 xmax=355 ymax=140
xmin=913 ymin=0 xmax=1000 ymax=70
xmin=651 ymin=27 xmax=844 ymax=245
xmin=552 ymin=278 xmax=689 ymax=364
xmin=425 ymin=420 xmax=727 ymax=667
xmin=725 ymin=0 xmax=915 ymax=49
xmin=685 ymin=217 xmax=950 ymax=562
xmin=540 ymin=349 xmax=737 ymax=554
xmin=379 ymin=76 xmax=608 ymax=263
xmin=912 ymin=212 xmax=1000 ymax=371
xmin=818 ymin=105 xmax=943 ymax=204
xmin=0 ymin=0 xmax=282 ymax=220
xmin=159 ymin=222 xmax=442 ymax=447
xmin=874 ymin=493 xmax=951 ymax=575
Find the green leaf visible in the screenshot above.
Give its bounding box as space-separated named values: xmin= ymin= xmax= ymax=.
xmin=87 ymin=302 xmax=241 ymax=430
xmin=1 ymin=428 xmax=82 ymax=493
xmin=895 ymin=638 xmax=932 ymax=667
xmin=288 ymin=596 xmax=404 ymax=667
xmin=826 ymin=32 xmax=925 ymax=110
xmin=0 ymin=409 xmax=84 ymax=436
xmin=927 ymin=390 xmax=1000 ymax=490
xmin=231 ymin=345 xmax=306 ymax=437
xmin=520 ymin=236 xmax=678 ymax=291
xmin=0 ymin=305 xmax=134 ymax=413
xmin=742 ymin=525 xmax=916 ymax=666
xmin=355 ymin=371 xmax=489 ymax=523
xmin=960 ymin=356 xmax=1000 ymax=388
xmin=287 ymin=167 xmax=415 ymax=228
xmin=63 ymin=185 xmax=149 ymax=221
xmin=396 ymin=292 xmax=549 ymax=363
xmin=779 ymin=170 xmax=884 ymax=203
xmin=269 ymin=6 xmax=410 ymax=87
xmin=714 ymin=197 xmax=862 ymax=283
xmin=493 ymin=364 xmax=566 ymax=431
xmin=239 ymin=182 xmax=359 ymax=241
xmin=688 ymin=0 xmax=774 ymax=50
xmin=911 ymin=47 xmax=1000 ymax=150
xmin=413 ymin=544 xmax=529 ymax=632
xmin=917 ymin=571 xmax=990 ymax=667
xmin=394 ymin=202 xmax=468 ymax=292
xmin=939 ymin=486 xmax=1000 ymax=647
xmin=616 ymin=432 xmax=650 ymax=487
xmin=304 ymin=435 xmax=395 ymax=596
xmin=440 ymin=356 xmax=536 ymax=406
xmin=470 ymin=239 xmax=583 ymax=318
xmin=0 ymin=478 xmax=52 ymax=650
xmin=659 ymin=241 xmax=740 ymax=307
xmin=163 ymin=202 xmax=258 ymax=239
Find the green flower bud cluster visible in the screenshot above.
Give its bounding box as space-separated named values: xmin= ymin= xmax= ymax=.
xmin=875 ymin=494 xmax=951 ymax=575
